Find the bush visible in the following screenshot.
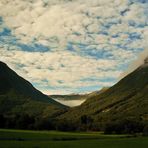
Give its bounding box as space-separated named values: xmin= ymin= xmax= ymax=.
xmin=34 ymin=117 xmax=54 ymax=130
xmin=0 ymin=114 xmax=6 ymax=128
xmin=104 ymin=119 xmax=144 ymax=134
xmin=15 ymin=114 xmax=35 ymax=129
xmin=55 ymin=119 xmax=77 ymax=131
xmin=143 ymin=125 xmax=148 ymax=136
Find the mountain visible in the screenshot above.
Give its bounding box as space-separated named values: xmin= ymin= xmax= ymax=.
xmin=50 ymin=94 xmax=87 ymax=101
xmin=0 ymin=61 xmax=67 ymax=118
xmin=58 ymin=58 xmax=148 ymax=130
xmin=86 ymin=87 xmax=109 ymax=98
xmin=49 ymin=87 xmax=109 ymax=107
xmin=50 ymin=87 xmax=109 ymax=101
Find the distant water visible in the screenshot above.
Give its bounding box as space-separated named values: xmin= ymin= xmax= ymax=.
xmin=53 ymin=99 xmax=86 ymax=107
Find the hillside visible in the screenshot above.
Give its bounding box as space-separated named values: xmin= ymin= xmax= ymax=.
xmin=58 ymin=58 xmax=148 ymax=130
xmin=0 ymin=61 xmax=67 ymax=118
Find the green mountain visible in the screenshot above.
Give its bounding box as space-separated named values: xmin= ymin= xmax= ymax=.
xmin=0 ymin=61 xmax=67 ymax=118
xmin=59 ymin=58 xmax=148 ymax=130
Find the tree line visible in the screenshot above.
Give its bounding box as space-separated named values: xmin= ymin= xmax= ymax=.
xmin=0 ymin=113 xmax=147 ymax=136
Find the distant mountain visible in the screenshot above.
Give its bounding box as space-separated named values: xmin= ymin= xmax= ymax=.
xmin=86 ymin=87 xmax=109 ymax=98
xmin=59 ymin=57 xmax=148 ymax=129
xmin=50 ymin=94 xmax=87 ymax=101
xmin=49 ymin=87 xmax=109 ymax=107
xmin=0 ymin=61 xmax=67 ymax=118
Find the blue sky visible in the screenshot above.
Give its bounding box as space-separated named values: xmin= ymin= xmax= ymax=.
xmin=0 ymin=0 xmax=148 ymax=94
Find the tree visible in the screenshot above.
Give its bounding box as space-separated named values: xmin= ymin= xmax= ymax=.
xmin=104 ymin=119 xmax=144 ymax=134
xmin=34 ymin=117 xmax=54 ymax=130
xmin=15 ymin=114 xmax=35 ymax=129
xmin=0 ymin=114 xmax=6 ymax=128
xmin=143 ymin=125 xmax=148 ymax=136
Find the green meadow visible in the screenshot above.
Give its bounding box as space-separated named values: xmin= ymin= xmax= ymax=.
xmin=0 ymin=129 xmax=148 ymax=148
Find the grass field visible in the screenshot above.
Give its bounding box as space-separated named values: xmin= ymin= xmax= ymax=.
xmin=0 ymin=129 xmax=148 ymax=148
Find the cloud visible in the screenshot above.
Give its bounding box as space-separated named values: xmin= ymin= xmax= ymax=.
xmin=0 ymin=0 xmax=148 ymax=94
xmin=0 ymin=48 xmax=122 ymax=94
xmin=120 ymin=48 xmax=148 ymax=78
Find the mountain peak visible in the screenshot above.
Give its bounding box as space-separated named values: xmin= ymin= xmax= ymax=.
xmin=0 ymin=61 xmax=66 ymax=108
xmin=0 ymin=61 xmax=7 ymax=67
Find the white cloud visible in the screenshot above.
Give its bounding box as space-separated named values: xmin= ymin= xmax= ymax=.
xmin=0 ymin=0 xmax=147 ymax=48
xmin=0 ymin=48 xmax=122 ymax=94
xmin=123 ymin=3 xmax=147 ymax=25
xmin=120 ymin=48 xmax=148 ymax=79
xmin=0 ymin=0 xmax=133 ymax=44
xmin=0 ymin=0 xmax=147 ymax=94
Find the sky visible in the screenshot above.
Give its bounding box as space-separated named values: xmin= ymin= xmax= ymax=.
xmin=0 ymin=0 xmax=148 ymax=95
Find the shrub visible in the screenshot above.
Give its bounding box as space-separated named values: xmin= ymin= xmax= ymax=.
xmin=143 ymin=125 xmax=148 ymax=136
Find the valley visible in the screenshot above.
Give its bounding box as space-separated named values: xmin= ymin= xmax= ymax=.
xmin=0 ymin=0 xmax=148 ymax=147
